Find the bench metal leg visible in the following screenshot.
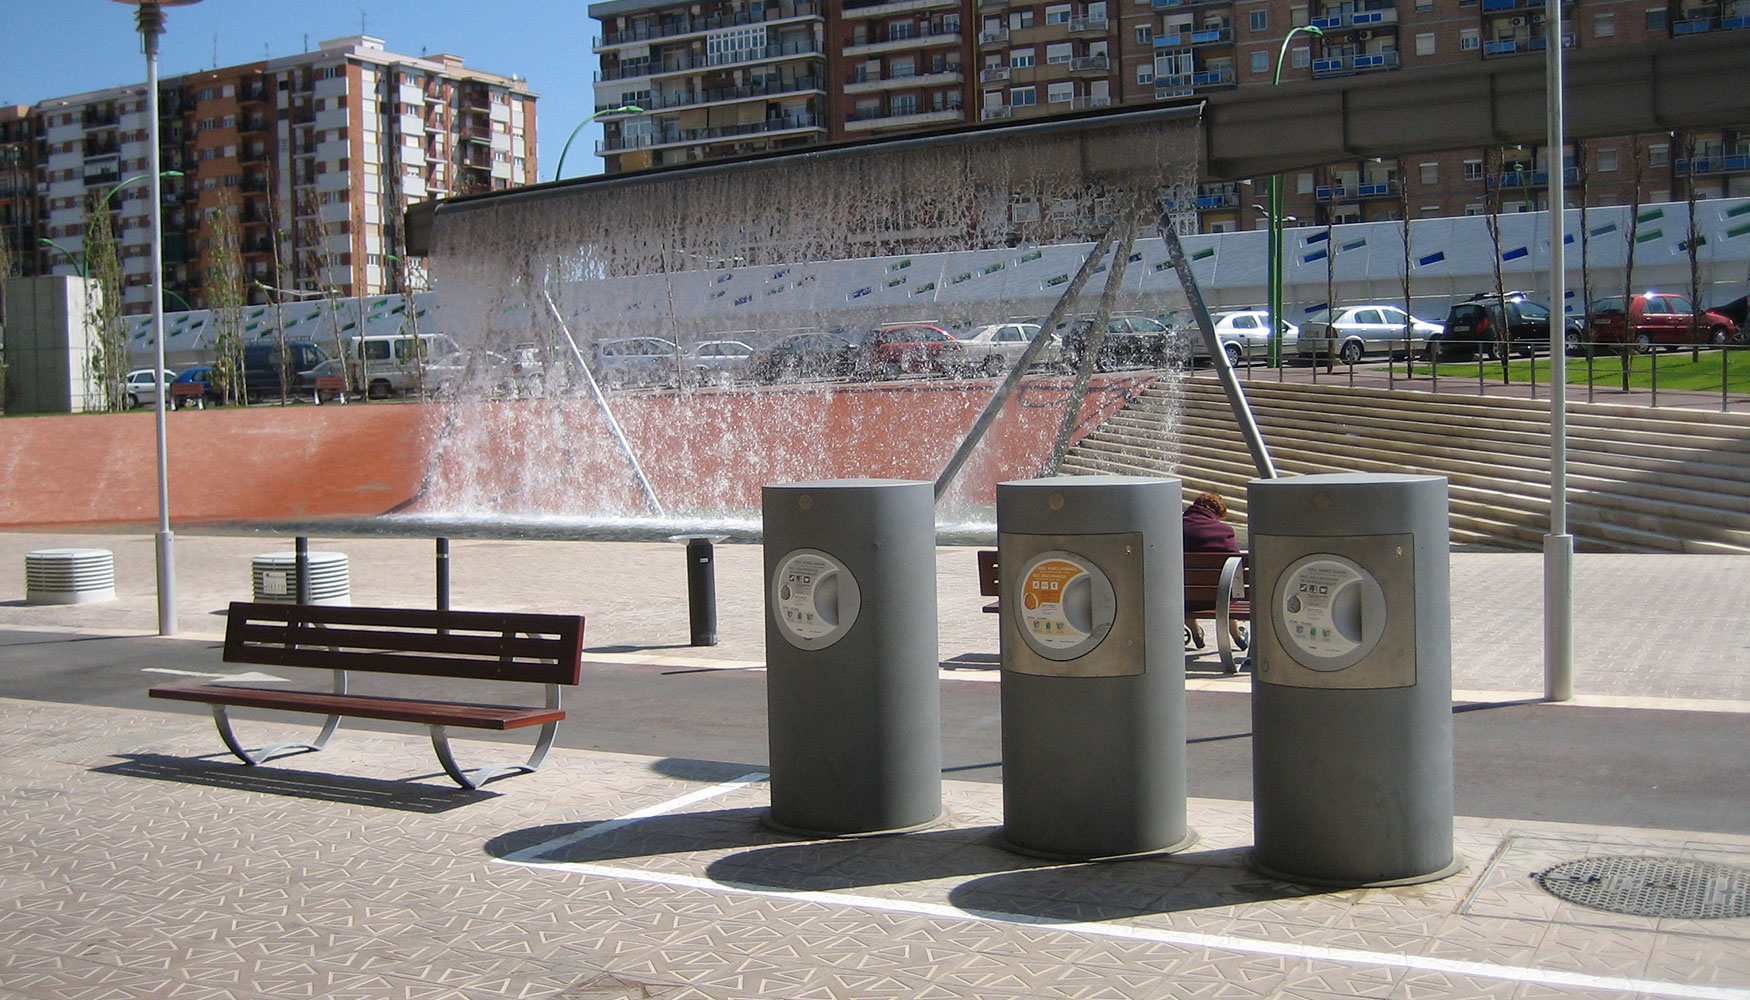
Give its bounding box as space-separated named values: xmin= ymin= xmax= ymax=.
xmin=1216 ymin=556 xmax=1248 ymax=676
xmin=209 ymin=669 xmax=346 ymax=765
xmin=429 ymin=720 xmax=558 ymax=790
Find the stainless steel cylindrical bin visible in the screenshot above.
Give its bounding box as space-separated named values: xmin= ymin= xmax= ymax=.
xmin=252 ymin=551 xmax=351 ymax=605
xmin=1249 ymin=473 xmax=1458 ymax=886
xmin=997 ymin=475 xmax=1193 ymax=860
xmin=763 ymin=479 xmax=941 ymax=836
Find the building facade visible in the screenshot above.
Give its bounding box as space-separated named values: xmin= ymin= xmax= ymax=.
xmin=19 ymin=36 xmax=535 ymax=314
xmin=588 ymin=0 xmax=1746 ymax=233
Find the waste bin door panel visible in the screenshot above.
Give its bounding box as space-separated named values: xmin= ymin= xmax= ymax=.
xmin=1253 ymin=532 xmax=1417 ymax=689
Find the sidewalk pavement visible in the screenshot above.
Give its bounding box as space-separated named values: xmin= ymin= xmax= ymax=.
xmin=1 ymin=530 xmax=1747 ymax=999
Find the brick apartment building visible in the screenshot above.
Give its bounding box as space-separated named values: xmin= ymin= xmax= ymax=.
xmin=6 ymin=35 xmax=535 ymax=315
xmin=588 ymin=0 xmax=1745 ymax=233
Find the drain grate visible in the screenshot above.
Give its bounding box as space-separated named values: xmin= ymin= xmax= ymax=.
xmin=1535 ymin=855 xmax=1750 ymax=919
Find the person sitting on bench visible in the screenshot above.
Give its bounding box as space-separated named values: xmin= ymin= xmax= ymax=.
xmin=1182 ymin=490 xmax=1247 ymax=651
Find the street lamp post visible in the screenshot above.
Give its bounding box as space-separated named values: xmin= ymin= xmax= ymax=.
xmin=553 ymin=105 xmax=643 ymax=181
xmin=1268 ymin=25 xmax=1323 ymax=368
xmin=111 ymin=0 xmax=201 ymax=638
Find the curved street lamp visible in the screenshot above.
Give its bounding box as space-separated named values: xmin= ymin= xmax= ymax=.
xmin=38 ymin=169 xmax=183 ymax=278
xmin=553 ymin=104 xmax=644 ymax=181
xmin=111 ymin=0 xmax=202 ymax=637
xmin=1267 ymin=24 xmax=1323 ymax=368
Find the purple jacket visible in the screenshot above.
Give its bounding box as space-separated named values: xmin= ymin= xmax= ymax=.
xmin=1182 ymin=503 xmax=1238 ymax=555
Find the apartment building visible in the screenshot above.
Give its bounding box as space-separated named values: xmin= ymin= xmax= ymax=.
xmin=0 ymin=106 xmax=33 ymax=275
xmin=24 ymin=36 xmax=535 ymax=314
xmin=589 ymin=0 xmax=1746 ymax=233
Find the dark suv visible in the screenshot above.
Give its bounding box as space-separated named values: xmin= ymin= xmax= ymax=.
xmin=1430 ymin=293 xmax=1581 ymax=361
xmin=242 ymin=341 xmax=330 ymax=398
xmin=1061 ymin=315 xmax=1173 ymax=371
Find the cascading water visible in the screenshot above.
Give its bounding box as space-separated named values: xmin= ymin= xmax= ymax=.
xmin=409 ymin=110 xmax=1206 ymax=537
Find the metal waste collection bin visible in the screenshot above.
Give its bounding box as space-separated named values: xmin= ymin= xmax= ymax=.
xmin=1249 ymin=473 xmax=1459 ymax=886
xmin=996 ymin=475 xmax=1194 ymax=860
xmin=763 ymin=479 xmax=941 ymax=836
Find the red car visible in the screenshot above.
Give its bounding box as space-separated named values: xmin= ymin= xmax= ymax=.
xmin=1588 ymin=292 xmax=1737 ymax=352
xmin=845 ymin=323 xmax=967 ymax=379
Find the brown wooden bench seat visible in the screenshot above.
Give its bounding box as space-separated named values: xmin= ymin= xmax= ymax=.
xmin=1185 ymin=551 xmax=1251 ymax=675
xmin=313 ymin=375 xmax=348 ymax=404
xmin=150 ymin=601 xmax=586 ymax=789
xmin=977 ymin=549 xmax=1001 ymax=613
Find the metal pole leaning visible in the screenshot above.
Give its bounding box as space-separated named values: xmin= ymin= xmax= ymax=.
xmin=542 ymin=289 xmax=665 ymax=518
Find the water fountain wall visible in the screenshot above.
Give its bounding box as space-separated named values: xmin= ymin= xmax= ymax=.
xmin=418 ymin=108 xmax=1206 ymax=531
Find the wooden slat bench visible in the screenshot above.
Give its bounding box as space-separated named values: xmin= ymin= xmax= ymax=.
xmin=171 ymin=382 xmax=208 ymax=409
xmin=1185 ymin=551 xmax=1251 ymax=675
xmin=313 ymin=375 xmax=348 ymax=404
xmin=150 ymin=601 xmax=586 ymax=789
xmin=977 ymin=549 xmax=1001 ymax=613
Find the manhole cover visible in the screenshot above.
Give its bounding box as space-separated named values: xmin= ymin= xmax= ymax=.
xmin=1535 ymin=856 xmax=1750 ymax=919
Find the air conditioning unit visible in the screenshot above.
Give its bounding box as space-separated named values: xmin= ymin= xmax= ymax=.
xmin=1531 ymin=11 xmax=1547 ymax=21
xmin=1358 ymin=29 xmax=1373 ymax=39
xmin=1508 ymin=16 xmax=1526 ymax=26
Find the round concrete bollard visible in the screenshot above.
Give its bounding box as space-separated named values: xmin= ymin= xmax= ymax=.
xmin=996 ymin=475 xmax=1194 ymax=860
xmin=763 ymin=479 xmax=941 ymax=837
xmin=1248 ymin=473 xmax=1459 ymax=886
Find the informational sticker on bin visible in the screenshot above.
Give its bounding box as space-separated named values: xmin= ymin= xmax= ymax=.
xmin=1015 ymin=550 xmax=1116 ymax=661
xmin=771 ymin=548 xmax=861 ymax=650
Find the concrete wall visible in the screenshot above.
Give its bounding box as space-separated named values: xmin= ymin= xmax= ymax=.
xmin=2 ymin=275 xmax=100 ymax=414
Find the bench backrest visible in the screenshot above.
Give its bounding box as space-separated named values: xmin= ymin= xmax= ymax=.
xmin=1184 ymin=551 xmax=1249 ymax=606
xmin=977 ymin=549 xmax=1000 ymax=598
xmin=223 ymin=602 xmax=585 ymax=685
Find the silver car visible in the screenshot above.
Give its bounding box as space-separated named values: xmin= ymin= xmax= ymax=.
xmin=1190 ymin=311 xmax=1300 ymax=367
xmin=958 ymin=322 xmax=1061 ymax=375
xmin=1296 ymin=305 xmax=1442 ymax=365
xmin=684 ymin=339 xmax=756 ymax=385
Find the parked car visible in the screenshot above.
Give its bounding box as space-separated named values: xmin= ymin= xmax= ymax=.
xmin=308 ymin=333 xmax=466 ymax=399
xmin=594 ymin=336 xmax=679 ymax=388
xmin=1431 ymin=293 xmax=1583 ymax=361
xmin=958 ymin=321 xmax=1060 ymax=375
xmin=1061 ymin=314 xmax=1174 ymax=371
xmin=1296 ymin=305 xmax=1442 ymax=365
xmin=170 ymin=366 xmax=217 ymax=408
xmin=748 ymin=331 xmax=855 ymax=383
xmin=122 ymin=368 xmax=176 ymax=409
xmin=1587 ymin=292 xmax=1737 ymax=352
xmin=1189 ymin=311 xmax=1300 ymax=367
xmin=684 ymin=339 xmax=757 ymax=385
xmin=843 ymin=323 xmax=967 ymax=379
xmin=240 ymin=340 xmax=331 ymax=398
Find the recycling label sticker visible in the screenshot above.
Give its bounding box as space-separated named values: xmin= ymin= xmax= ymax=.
xmin=1014 ymin=551 xmax=1116 ymax=661
xmin=1279 ymin=557 xmax=1368 ymax=659
xmin=772 ymin=549 xmax=860 ymax=650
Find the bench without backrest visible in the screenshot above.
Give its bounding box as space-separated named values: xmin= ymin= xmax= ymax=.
xmin=1184 ymin=551 xmax=1250 ymax=674
xmin=150 ymin=601 xmax=586 ymax=789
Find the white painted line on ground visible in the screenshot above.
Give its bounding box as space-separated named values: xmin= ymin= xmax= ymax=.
xmin=141 ymin=667 xmax=290 ymax=683
xmin=503 ymin=771 xmax=768 ymax=863
xmin=498 ymin=857 xmax=1749 ymax=1000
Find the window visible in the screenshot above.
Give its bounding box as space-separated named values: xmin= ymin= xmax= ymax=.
xmin=1463 ymin=159 xmax=1484 ymax=180
xmin=1594 ymin=12 xmax=1616 ymax=37
xmin=1419 ymin=162 xmax=1438 ymax=184
xmin=1137 ymin=65 xmax=1154 ymax=85
xmin=1136 ymin=25 xmax=1154 ymax=43
xmin=891 ymin=94 xmax=917 ymax=116
xmin=1415 ymin=0 xmax=1433 ymax=10
xmin=1416 ymin=32 xmax=1435 ymax=55
xmin=1048 ymin=81 xmax=1074 ymax=103
xmin=1011 ymin=85 xmax=1037 ymax=106
xmin=1649 ymin=144 xmax=1669 ymax=166
xmin=1297 ymin=172 xmax=1313 ymax=194
xmin=1249 ymin=10 xmax=1268 ymax=30
xmin=891 ymin=57 xmax=916 ymax=78
xmin=1646 ymin=8 xmax=1668 ymax=30
xmin=1046 ymin=42 xmax=1073 ymax=64
xmin=1010 ymin=48 xmax=1036 ymax=68
xmin=1596 ymin=147 xmax=1619 ymax=172
xmin=1459 ymin=28 xmax=1480 ymax=49
xmin=1046 ymin=3 xmax=1072 ymax=24
xmin=1010 ymin=9 xmax=1035 ymax=29
xmin=1251 ymin=50 xmax=1269 ymax=73
xmin=1292 ymin=45 xmax=1310 ymax=67
xmin=1291 ymin=5 xmax=1309 ymax=26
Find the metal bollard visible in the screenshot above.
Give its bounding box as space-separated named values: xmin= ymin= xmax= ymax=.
xmin=435 ymin=537 xmax=450 ymax=613
xmin=294 ymin=536 xmax=311 ymax=605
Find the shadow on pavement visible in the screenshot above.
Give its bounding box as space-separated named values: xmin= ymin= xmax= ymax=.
xmin=948 ymin=847 xmax=1323 ymax=922
xmin=93 ymin=752 xmax=495 ymax=812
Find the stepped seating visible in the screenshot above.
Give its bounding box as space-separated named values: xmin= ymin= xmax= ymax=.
xmin=1060 ymin=376 xmax=1750 ymax=553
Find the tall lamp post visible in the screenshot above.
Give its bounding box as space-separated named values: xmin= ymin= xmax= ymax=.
xmin=111 ymin=0 xmax=201 ymax=638
xmin=553 ymin=105 xmax=643 ymax=181
xmin=1543 ymin=0 xmax=1573 ymax=701
xmin=1268 ymin=25 xmax=1323 ymax=367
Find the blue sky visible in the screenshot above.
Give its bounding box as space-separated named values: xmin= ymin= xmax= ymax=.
xmin=0 ymin=0 xmax=607 ymax=180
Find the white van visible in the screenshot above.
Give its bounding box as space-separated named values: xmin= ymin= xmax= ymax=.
xmin=314 ymin=333 xmax=464 ymax=398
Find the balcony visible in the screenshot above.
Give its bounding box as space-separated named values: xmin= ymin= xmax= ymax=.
xmin=599 ymin=39 xmax=826 ymax=82
xmin=1311 ymin=6 xmax=1399 ymax=30
xmin=1068 ymin=16 xmax=1110 ymax=34
xmin=597 ymin=113 xmax=826 ymax=153
xmin=1070 ymin=55 xmax=1112 ymax=75
xmin=239 ymin=116 xmax=271 ymax=136
xmin=843 ymin=105 xmax=964 ymax=131
xmin=1676 ymin=154 xmax=1750 ymax=175
xmin=83 ymin=139 xmax=120 ymax=158
xmin=1311 ymin=48 xmax=1399 ymax=76
xmin=981 ymin=106 xmax=1013 ymax=120
xmin=843 ymin=23 xmax=963 ymax=56
xmin=1154 ymin=67 xmax=1236 ymax=95
xmin=81 ymin=110 xmax=120 ymax=130
xmin=633 ymin=76 xmax=826 ymax=112
xmin=842 ymin=0 xmax=960 ymax=15
xmin=845 ymin=68 xmax=963 ymax=93
xmin=1154 ymin=0 xmax=1233 ymax=8
xmin=1482 ymin=32 xmax=1572 ymax=56
xmin=1482 ymin=0 xmax=1572 ymax=8
xmin=1315 ymin=179 xmax=1398 ymax=199
xmin=980 ymin=65 xmax=1012 ymax=82
xmin=1159 ymin=24 xmax=1234 ymax=46
xmin=978 ymin=28 xmax=1009 ymax=45
xmin=1072 ymin=95 xmax=1114 ymax=111
xmin=237 ymin=83 xmax=270 ymax=105
xmin=593 ymin=2 xmax=822 ymax=48
xmin=1488 ymin=166 xmax=1580 ymax=188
